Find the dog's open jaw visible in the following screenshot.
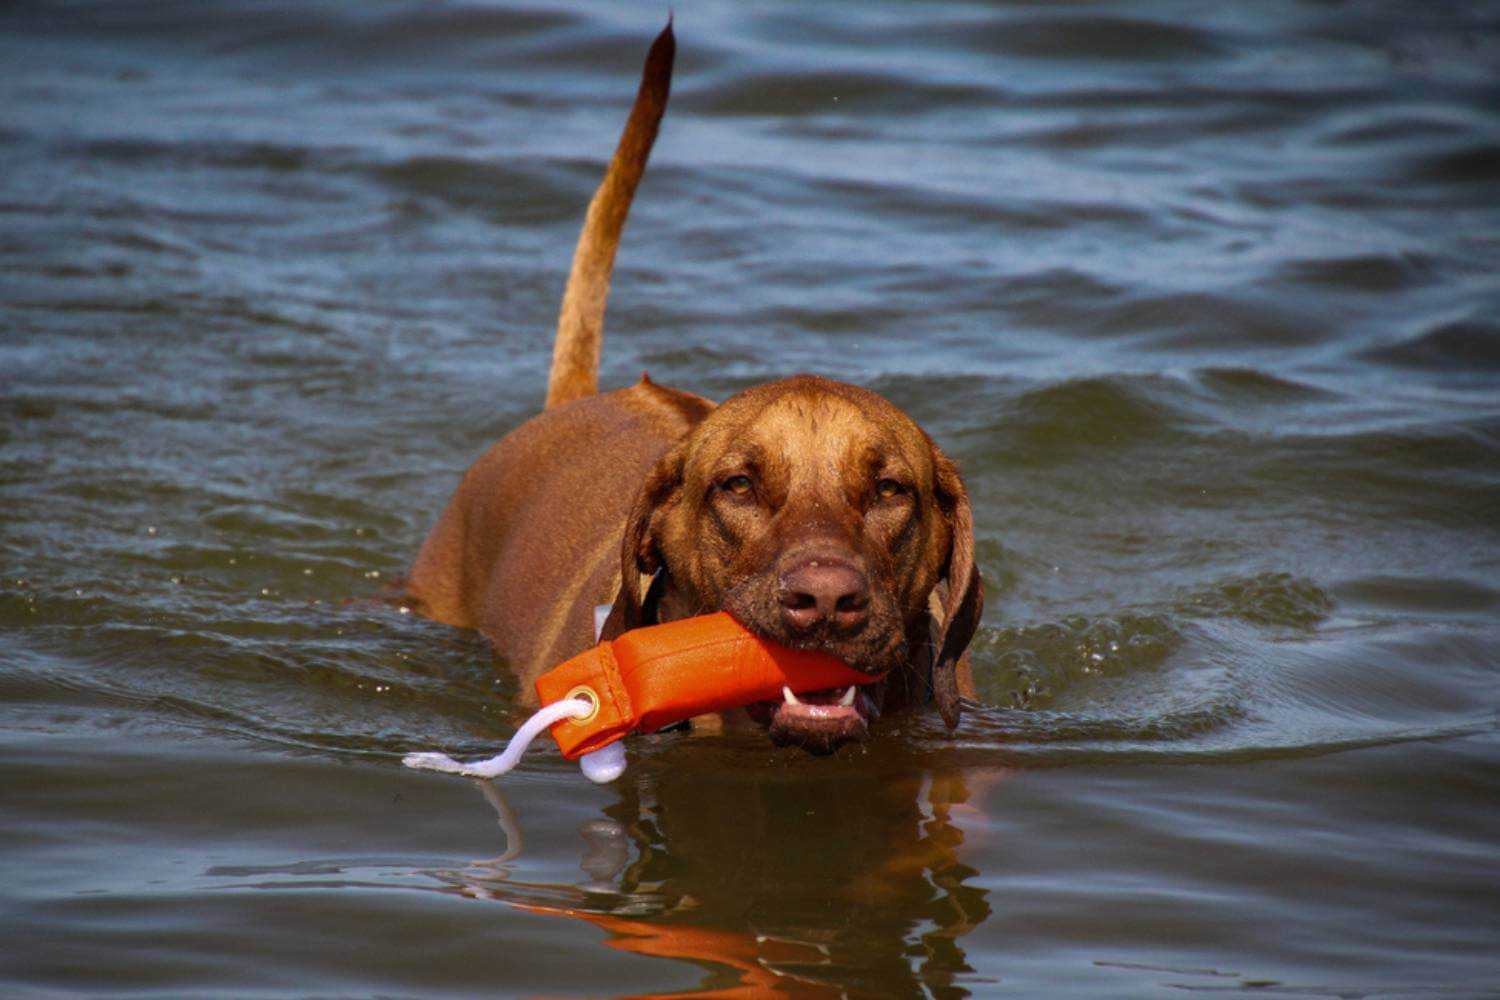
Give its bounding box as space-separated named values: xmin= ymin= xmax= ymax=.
xmin=741 ymin=683 xmax=878 ymax=755
xmin=706 ymin=579 xmax=902 ymax=755
xmin=773 ymin=683 xmax=875 ymax=755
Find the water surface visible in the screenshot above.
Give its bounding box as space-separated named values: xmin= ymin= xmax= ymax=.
xmin=2 ymin=1 xmax=1498 ymax=996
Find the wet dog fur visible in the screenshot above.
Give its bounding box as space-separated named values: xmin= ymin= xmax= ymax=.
xmin=402 ymin=23 xmax=982 ymax=753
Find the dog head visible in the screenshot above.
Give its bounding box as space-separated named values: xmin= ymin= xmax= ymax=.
xmin=612 ymin=375 xmax=981 ymax=752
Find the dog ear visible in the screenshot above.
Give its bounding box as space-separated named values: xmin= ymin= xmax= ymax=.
xmin=602 ymin=442 xmax=685 ymax=638
xmin=931 ymin=448 xmax=983 ymax=729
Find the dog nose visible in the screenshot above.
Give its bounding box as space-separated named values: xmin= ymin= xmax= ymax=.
xmin=778 ymin=560 xmax=870 ymax=634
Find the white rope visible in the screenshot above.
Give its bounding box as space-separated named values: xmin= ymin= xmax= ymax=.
xmin=403 ymin=697 xmax=596 ymax=779
xmin=403 ymin=603 xmax=629 ymax=784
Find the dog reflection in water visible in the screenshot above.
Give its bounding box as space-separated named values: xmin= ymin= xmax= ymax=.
xmin=439 ymin=757 xmax=1005 ymax=998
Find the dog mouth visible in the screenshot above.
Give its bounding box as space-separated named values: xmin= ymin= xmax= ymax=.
xmin=743 ymin=683 xmax=879 ymax=756
xmin=718 ymin=583 xmax=902 ymax=754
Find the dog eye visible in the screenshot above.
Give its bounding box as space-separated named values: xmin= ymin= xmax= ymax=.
xmin=722 ymin=475 xmax=754 ymax=496
xmin=875 ymin=478 xmax=904 ymax=500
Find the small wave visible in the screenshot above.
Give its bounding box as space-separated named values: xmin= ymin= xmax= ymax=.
xmin=1359 ymin=318 xmax=1500 ymax=373
xmin=637 ymin=344 xmax=762 ymax=371
xmin=988 ymin=375 xmax=1190 ymax=457
xmin=1189 ymin=367 xmax=1333 ymax=405
xmin=1270 ymin=252 xmax=1439 ymax=293
xmin=212 ymin=6 xmax=579 ymax=75
xmin=1267 ymin=415 xmax=1500 ymax=477
xmin=686 ymin=69 xmax=993 ymax=117
xmin=987 ymin=267 xmax=1128 ymax=336
xmin=975 ymin=15 xmax=1225 ymax=63
xmin=203 ymin=504 xmax=357 ymax=544
xmin=1015 ymin=107 xmax=1292 ymax=152
xmin=861 ymin=360 xmax=1336 ymax=444
xmin=970 ymin=613 xmax=1183 ymax=710
xmin=1176 ymin=573 xmax=1334 ymax=629
xmin=366 ymin=156 xmax=582 ymax=223
xmin=1099 ymin=291 xmax=1331 ymax=349
xmin=863 ymin=372 xmax=1014 ymax=432
xmin=756 ymin=170 xmax=1157 ymax=236
xmin=58 ymin=136 xmax=316 ymax=173
xmin=1333 ymin=574 xmax=1500 ymax=618
xmin=1313 ymin=108 xmax=1480 ymax=149
xmin=939 ymin=716 xmax=1492 ymax=768
xmin=1403 ymin=142 xmax=1500 ymax=187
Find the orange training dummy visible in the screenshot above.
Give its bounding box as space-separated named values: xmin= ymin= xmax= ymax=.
xmin=536 ymin=611 xmax=879 ymax=758
xmin=403 ymin=612 xmax=882 ymax=783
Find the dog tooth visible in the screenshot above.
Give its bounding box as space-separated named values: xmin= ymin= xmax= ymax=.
xmin=839 ymin=685 xmax=857 ymax=707
xmin=782 ymin=685 xmax=801 ymax=705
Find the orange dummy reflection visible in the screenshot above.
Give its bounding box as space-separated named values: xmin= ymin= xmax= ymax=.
xmin=485 ymin=759 xmax=1009 ymax=998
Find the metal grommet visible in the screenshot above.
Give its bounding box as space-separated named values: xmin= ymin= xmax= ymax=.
xmin=564 ymin=685 xmax=600 ymax=724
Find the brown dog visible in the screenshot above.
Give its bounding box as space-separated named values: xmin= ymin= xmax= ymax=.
xmin=403 ymin=23 xmax=982 ymax=754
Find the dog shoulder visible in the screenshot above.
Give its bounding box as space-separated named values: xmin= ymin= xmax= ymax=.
xmin=404 ymin=376 xmax=712 ymax=667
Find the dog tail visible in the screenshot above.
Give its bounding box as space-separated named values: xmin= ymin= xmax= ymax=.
xmin=545 ymin=20 xmax=675 ymax=410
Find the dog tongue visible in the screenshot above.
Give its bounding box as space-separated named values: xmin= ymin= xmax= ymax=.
xmin=768 ymin=686 xmax=868 ymax=755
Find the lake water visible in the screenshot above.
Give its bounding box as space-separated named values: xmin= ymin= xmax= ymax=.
xmin=3 ymin=1 xmax=1498 ymax=996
